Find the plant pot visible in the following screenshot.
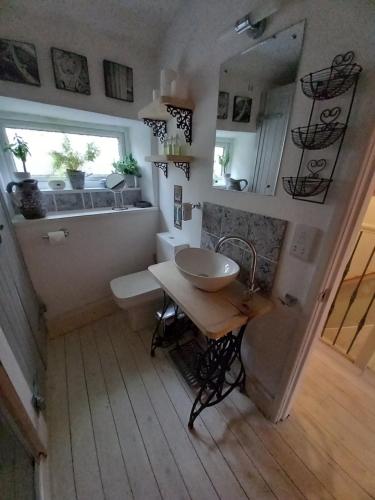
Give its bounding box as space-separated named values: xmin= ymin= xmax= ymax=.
xmin=124 ymin=174 xmax=135 ymax=188
xmin=14 ymin=171 xmax=31 ymax=181
xmin=224 ymin=173 xmax=231 ymax=189
xmin=67 ymin=170 xmax=85 ymax=190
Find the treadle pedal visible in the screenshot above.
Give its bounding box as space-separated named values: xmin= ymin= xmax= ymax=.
xmin=169 ymin=339 xmax=205 ymax=387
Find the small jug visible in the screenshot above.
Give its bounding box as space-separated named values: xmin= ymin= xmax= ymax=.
xmin=6 ymin=179 xmax=46 ymax=219
xmin=228 ymin=178 xmax=248 ymax=191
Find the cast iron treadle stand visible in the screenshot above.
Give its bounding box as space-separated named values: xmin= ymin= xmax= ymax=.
xmin=188 ymin=325 xmax=246 ymax=428
xmin=150 ymin=292 xmax=192 ymax=355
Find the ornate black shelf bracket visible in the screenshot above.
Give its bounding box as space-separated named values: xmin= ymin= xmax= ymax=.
xmin=166 ymin=105 xmax=193 ymax=144
xmin=153 ymin=162 xmax=168 ymax=178
xmin=143 ymin=118 xmax=167 ymax=142
xmin=174 ymin=162 xmax=190 ymax=181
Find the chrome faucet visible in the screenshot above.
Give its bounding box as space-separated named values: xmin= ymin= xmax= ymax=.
xmin=215 ymin=235 xmax=258 ymax=295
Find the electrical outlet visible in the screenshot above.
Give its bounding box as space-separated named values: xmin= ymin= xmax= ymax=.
xmin=289 ymin=224 xmax=319 ymax=261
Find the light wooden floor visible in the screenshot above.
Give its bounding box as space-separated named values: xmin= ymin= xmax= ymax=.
xmin=47 ymin=312 xmax=375 ymax=500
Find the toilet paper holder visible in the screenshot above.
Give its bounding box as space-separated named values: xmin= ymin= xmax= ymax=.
xmin=42 ymin=228 xmax=69 ymax=239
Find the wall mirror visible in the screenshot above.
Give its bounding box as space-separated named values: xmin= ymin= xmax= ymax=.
xmin=212 ymin=21 xmax=305 ymax=195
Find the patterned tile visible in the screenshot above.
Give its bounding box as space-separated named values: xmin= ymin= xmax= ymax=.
xmin=201 ymin=201 xmax=287 ymax=294
xmin=91 ymin=191 xmax=115 ymax=208
xmin=221 ymin=207 xmax=249 ymax=239
xmin=247 ymin=214 xmax=287 ymax=262
xmin=200 ymin=230 xmax=219 ymax=251
xmin=54 ymin=193 xmax=83 ymax=211
xmin=122 ymin=189 xmax=142 ymax=205
xmin=202 ymin=202 xmax=223 ymax=235
xmin=242 ymin=252 xmax=277 ymax=292
xmin=42 ymin=193 xmax=56 ymax=212
xmin=219 ymin=241 xmax=243 ymax=267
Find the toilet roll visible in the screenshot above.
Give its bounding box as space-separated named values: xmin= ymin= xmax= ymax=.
xmin=48 ymin=230 xmax=66 ymax=246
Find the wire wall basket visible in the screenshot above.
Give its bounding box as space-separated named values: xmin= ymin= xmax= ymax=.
xmin=301 ymin=51 xmax=362 ymax=100
xmin=283 ymin=176 xmax=332 ymax=197
xmin=285 ymin=51 xmax=362 ymax=204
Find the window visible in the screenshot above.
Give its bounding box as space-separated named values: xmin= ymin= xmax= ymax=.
xmin=2 ymin=120 xmax=128 ymax=189
xmin=213 ymin=138 xmax=233 ymax=185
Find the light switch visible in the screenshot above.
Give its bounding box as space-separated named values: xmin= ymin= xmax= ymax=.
xmin=289 ymin=224 xmax=319 ymax=261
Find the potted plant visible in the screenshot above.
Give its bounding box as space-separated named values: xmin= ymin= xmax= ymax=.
xmin=4 ymin=134 xmax=31 ymax=180
xmin=112 ymin=153 xmax=142 ymax=188
xmin=49 ymin=136 xmax=100 ymax=189
xmin=219 ymin=150 xmax=231 ymax=188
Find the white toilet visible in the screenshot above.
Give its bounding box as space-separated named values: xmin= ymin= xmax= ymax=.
xmin=110 ymin=232 xmax=188 ymax=330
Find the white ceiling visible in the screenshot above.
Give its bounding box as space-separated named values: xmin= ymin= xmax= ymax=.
xmin=4 ymin=0 xmax=186 ymax=48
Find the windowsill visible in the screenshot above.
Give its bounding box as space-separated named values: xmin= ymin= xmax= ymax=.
xmin=12 ymin=205 xmax=159 ymax=225
xmin=40 ymin=187 xmax=141 ymax=193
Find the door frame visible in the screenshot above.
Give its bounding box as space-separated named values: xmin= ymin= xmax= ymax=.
xmin=0 ymin=325 xmax=50 ymax=499
xmin=276 ymin=126 xmax=375 ymax=421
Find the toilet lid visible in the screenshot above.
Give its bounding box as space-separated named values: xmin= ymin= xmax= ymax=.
xmin=110 ymin=270 xmax=161 ymax=300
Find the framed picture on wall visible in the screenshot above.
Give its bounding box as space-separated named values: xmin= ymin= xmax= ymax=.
xmin=103 ymin=60 xmax=134 ymax=102
xmin=51 ymin=47 xmax=90 ymax=95
xmin=217 ymin=91 xmax=229 ymax=119
xmin=232 ymin=96 xmax=252 ymax=123
xmin=0 ymin=38 xmax=40 ymax=86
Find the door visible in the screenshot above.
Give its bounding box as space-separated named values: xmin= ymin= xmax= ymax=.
xmin=0 ymin=403 xmax=36 ymax=500
xmin=0 ymin=191 xmax=45 ymax=397
xmin=252 ymin=83 xmax=295 ymax=195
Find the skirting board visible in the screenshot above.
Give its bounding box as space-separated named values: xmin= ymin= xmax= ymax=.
xmin=47 ymin=296 xmax=118 ymax=338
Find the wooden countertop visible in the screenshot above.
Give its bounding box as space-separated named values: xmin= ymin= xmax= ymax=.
xmin=148 ymin=261 xmax=273 ymax=339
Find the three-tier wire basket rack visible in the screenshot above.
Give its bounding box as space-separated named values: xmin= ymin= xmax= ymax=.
xmin=283 ymin=51 xmax=362 ymax=204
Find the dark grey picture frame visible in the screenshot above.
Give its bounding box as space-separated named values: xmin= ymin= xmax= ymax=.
xmin=103 ymin=59 xmax=134 ymax=102
xmin=217 ymin=91 xmax=229 ymax=120
xmin=0 ymin=38 xmax=40 ymax=86
xmin=232 ymin=96 xmax=252 ymax=123
xmin=51 ymin=47 xmax=90 ymax=95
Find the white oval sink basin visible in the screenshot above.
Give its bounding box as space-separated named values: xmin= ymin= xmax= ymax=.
xmin=175 ymin=247 xmax=240 ymax=292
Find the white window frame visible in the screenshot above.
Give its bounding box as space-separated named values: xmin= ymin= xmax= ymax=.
xmin=0 ymin=113 xmax=130 ymax=189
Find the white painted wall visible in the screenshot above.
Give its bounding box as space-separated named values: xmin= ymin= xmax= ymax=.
xmin=0 ymin=4 xmax=158 ymax=121
xmin=0 ymin=5 xmax=163 ymax=323
xmin=157 ymin=0 xmax=375 ymax=414
xmin=14 ymin=209 xmax=159 ymax=320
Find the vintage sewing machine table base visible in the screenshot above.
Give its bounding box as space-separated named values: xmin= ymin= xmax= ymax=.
xmin=148 ymin=261 xmax=272 ymax=428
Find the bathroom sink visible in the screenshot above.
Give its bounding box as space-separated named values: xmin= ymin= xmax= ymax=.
xmin=175 ymin=247 xmax=240 ymax=292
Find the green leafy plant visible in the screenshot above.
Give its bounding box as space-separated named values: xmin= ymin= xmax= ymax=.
xmin=49 ymin=136 xmax=100 ymax=175
xmin=218 ymin=150 xmax=231 ymax=174
xmin=112 ymin=153 xmax=142 ymax=177
xmin=4 ymin=134 xmax=30 ymax=173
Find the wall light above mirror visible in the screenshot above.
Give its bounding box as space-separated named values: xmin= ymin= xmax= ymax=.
xmin=212 ymin=21 xmax=305 ymax=195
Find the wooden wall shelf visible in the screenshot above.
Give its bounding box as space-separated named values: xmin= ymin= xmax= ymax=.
xmin=145 ymin=155 xmax=194 ymax=180
xmin=138 ymin=97 xmax=194 ymax=121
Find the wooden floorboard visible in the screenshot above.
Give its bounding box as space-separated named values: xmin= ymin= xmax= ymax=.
xmin=48 ymin=314 xmax=375 ymax=500
xmin=79 ymin=325 xmax=133 ymax=500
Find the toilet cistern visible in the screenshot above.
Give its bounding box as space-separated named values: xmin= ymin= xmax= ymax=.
xmin=215 ymin=235 xmax=258 ymax=295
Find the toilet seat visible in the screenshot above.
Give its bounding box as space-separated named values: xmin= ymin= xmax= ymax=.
xmin=110 ymin=270 xmax=162 ymax=309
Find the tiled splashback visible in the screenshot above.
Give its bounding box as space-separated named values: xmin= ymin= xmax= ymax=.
xmin=201 ymin=202 xmax=287 ymax=293
xmin=41 ymin=189 xmax=142 ymax=212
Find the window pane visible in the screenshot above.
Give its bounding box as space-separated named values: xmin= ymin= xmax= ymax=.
xmin=213 ymin=145 xmax=225 ymax=177
xmin=5 ymin=128 xmax=120 ymax=176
